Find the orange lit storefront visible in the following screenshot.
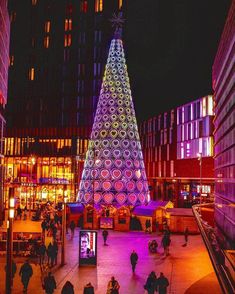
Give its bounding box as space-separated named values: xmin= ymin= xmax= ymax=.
xmin=4 ymin=133 xmax=88 ymax=210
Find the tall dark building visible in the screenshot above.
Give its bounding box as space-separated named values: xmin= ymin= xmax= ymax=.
xmin=0 ymin=0 xmax=10 ymax=223
xmin=5 ymin=0 xmax=125 ymax=207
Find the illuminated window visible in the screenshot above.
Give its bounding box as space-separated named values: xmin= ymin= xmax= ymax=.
xmin=45 ymin=21 xmax=51 ymax=33
xmin=29 ymin=68 xmax=35 ymax=80
xmin=95 ymin=0 xmax=103 ymax=12
xmin=64 ymin=34 xmax=72 ymax=47
xmin=69 ymin=19 xmax=72 ymax=30
xmin=10 ymin=55 xmax=14 ymax=66
xmin=119 ymin=0 xmax=123 ymax=9
xmin=202 ymin=97 xmax=206 ymax=117
xmin=32 ymin=0 xmax=37 ymax=5
xmin=65 ymin=19 xmax=72 ymax=31
xmin=44 ymin=36 xmax=50 ymax=48
xmin=80 ymin=0 xmax=88 ymax=12
xmin=208 ymin=95 xmax=214 ymax=115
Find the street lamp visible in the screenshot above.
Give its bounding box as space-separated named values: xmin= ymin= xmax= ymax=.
xmin=61 ymin=196 xmax=68 ymax=266
xmin=6 ymin=189 xmax=15 ymax=294
xmin=197 ymin=152 xmax=202 ymax=212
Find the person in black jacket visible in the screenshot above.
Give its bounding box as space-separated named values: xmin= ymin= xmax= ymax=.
xmin=19 ymin=260 xmax=33 ymax=292
xmin=130 ymin=250 xmax=138 ymax=273
xmin=44 ymin=272 xmax=56 ymax=294
xmin=102 ymin=230 xmax=109 ymax=245
xmin=61 ymin=280 xmax=74 ymax=294
xmin=83 ymin=282 xmax=95 ymax=294
xmin=156 ymin=272 xmax=169 ymax=294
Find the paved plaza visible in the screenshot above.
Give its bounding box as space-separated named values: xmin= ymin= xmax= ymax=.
xmin=0 ymin=219 xmax=222 ymax=294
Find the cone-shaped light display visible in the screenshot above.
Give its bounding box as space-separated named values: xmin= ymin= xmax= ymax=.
xmin=77 ymin=36 xmax=150 ymax=206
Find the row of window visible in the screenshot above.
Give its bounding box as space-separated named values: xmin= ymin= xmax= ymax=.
xmin=140 ymin=110 xmax=175 ymax=134
xmin=5 ymin=137 xmax=88 ymax=156
xmin=31 ymin=0 xmax=122 ymax=12
xmin=145 ymin=160 xmax=175 ymax=178
xmin=177 ymin=96 xmax=214 ymax=125
xmin=177 ymin=137 xmax=213 ymax=159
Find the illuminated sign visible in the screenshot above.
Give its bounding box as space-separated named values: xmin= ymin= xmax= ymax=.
xmin=39 ymin=178 xmax=69 ymax=184
xmin=79 ymin=230 xmax=97 ymax=266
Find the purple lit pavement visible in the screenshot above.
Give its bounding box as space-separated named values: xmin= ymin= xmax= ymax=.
xmin=0 ymin=221 xmax=222 ymax=293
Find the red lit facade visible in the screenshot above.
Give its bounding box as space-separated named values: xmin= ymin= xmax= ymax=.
xmin=0 ymin=0 xmax=10 ymax=223
xmin=139 ymin=96 xmax=215 ymax=207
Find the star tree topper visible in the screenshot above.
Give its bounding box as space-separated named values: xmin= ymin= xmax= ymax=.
xmin=109 ymin=12 xmax=125 ymax=36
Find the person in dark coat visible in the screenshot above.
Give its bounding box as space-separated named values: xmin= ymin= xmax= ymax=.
xmin=51 ymin=241 xmax=58 ymax=266
xmin=44 ymin=272 xmax=56 ymax=294
xmin=19 ymin=260 xmax=33 ymax=292
xmin=47 ymin=242 xmax=53 ymax=266
xmin=130 ymin=250 xmax=138 ymax=273
xmin=39 ymin=242 xmax=46 ymax=264
xmin=69 ymin=220 xmax=76 ymax=239
xmin=61 ymin=281 xmax=74 ymax=294
xmin=102 ymin=229 xmax=109 ymax=245
xmin=156 ymin=272 xmax=169 ymax=294
xmin=83 ymin=282 xmax=95 ymax=294
xmin=161 ymin=234 xmax=171 ymax=256
xmin=184 ymin=227 xmax=189 ymax=245
xmin=144 ymin=271 xmax=157 ymax=294
xmin=145 ymin=219 xmax=151 ymax=233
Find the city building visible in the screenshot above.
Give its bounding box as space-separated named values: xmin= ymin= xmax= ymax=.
xmin=5 ymin=0 xmax=125 ymax=208
xmin=0 ymin=0 xmax=10 ymax=223
xmin=139 ymin=95 xmax=215 ymax=207
xmin=212 ymin=0 xmax=235 ymax=248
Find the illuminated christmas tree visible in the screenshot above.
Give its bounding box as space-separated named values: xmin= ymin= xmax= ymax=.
xmin=77 ymin=14 xmax=150 ymax=206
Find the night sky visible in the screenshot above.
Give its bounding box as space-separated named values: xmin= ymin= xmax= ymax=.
xmin=124 ymin=0 xmax=231 ymax=123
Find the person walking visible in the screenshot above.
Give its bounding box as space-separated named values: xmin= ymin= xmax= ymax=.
xmin=106 ymin=276 xmax=120 ymax=294
xmin=52 ymin=241 xmax=58 ymax=266
xmin=144 ymin=271 xmax=157 ymax=294
xmin=39 ymin=242 xmax=46 ymax=265
xmin=47 ymin=242 xmax=53 ymax=266
xmin=19 ymin=260 xmax=33 ymax=292
xmin=184 ymin=227 xmax=189 ymax=245
xmin=156 ymin=272 xmax=169 ymax=294
xmin=130 ymin=250 xmax=138 ymax=273
xmin=83 ymin=282 xmax=95 ymax=294
xmin=61 ymin=281 xmax=74 ymax=294
xmin=69 ymin=220 xmax=76 ymax=239
xmin=102 ymin=229 xmax=109 ymax=245
xmin=161 ymin=234 xmax=171 ymax=256
xmin=44 ymin=272 xmax=56 ymax=294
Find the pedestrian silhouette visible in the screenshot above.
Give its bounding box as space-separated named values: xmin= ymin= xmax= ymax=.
xmin=61 ymin=280 xmax=74 ymax=294
xmin=156 ymin=272 xmax=169 ymax=294
xmin=144 ymin=271 xmax=157 ymax=294
xmin=69 ymin=220 xmax=76 ymax=239
xmin=130 ymin=250 xmax=138 ymax=273
xmin=107 ymin=276 xmax=120 ymax=294
xmin=102 ymin=229 xmax=109 ymax=245
xmin=44 ymin=271 xmax=56 ymax=294
xmin=19 ymin=260 xmax=33 ymax=292
xmin=83 ymin=281 xmax=95 ymax=294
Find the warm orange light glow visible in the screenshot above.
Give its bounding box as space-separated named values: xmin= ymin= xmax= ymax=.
xmin=45 ymin=21 xmax=51 ymax=33
xmin=44 ymin=36 xmax=50 ymax=48
xmin=29 ymin=68 xmax=35 ymax=80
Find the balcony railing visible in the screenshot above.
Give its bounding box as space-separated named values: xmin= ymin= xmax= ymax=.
xmin=192 ymin=203 xmax=235 ymax=294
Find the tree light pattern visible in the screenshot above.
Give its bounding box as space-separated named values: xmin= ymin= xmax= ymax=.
xmin=77 ymin=36 xmax=150 ymax=206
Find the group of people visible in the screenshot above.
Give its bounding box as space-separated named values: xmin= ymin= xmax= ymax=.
xmin=144 ymin=271 xmax=169 ymax=294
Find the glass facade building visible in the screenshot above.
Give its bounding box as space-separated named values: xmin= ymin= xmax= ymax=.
xmin=140 ymin=96 xmax=215 ymax=207
xmin=212 ymin=1 xmax=235 ymax=248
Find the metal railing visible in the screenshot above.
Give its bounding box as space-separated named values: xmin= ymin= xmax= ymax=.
xmin=192 ymin=203 xmax=235 ymax=294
